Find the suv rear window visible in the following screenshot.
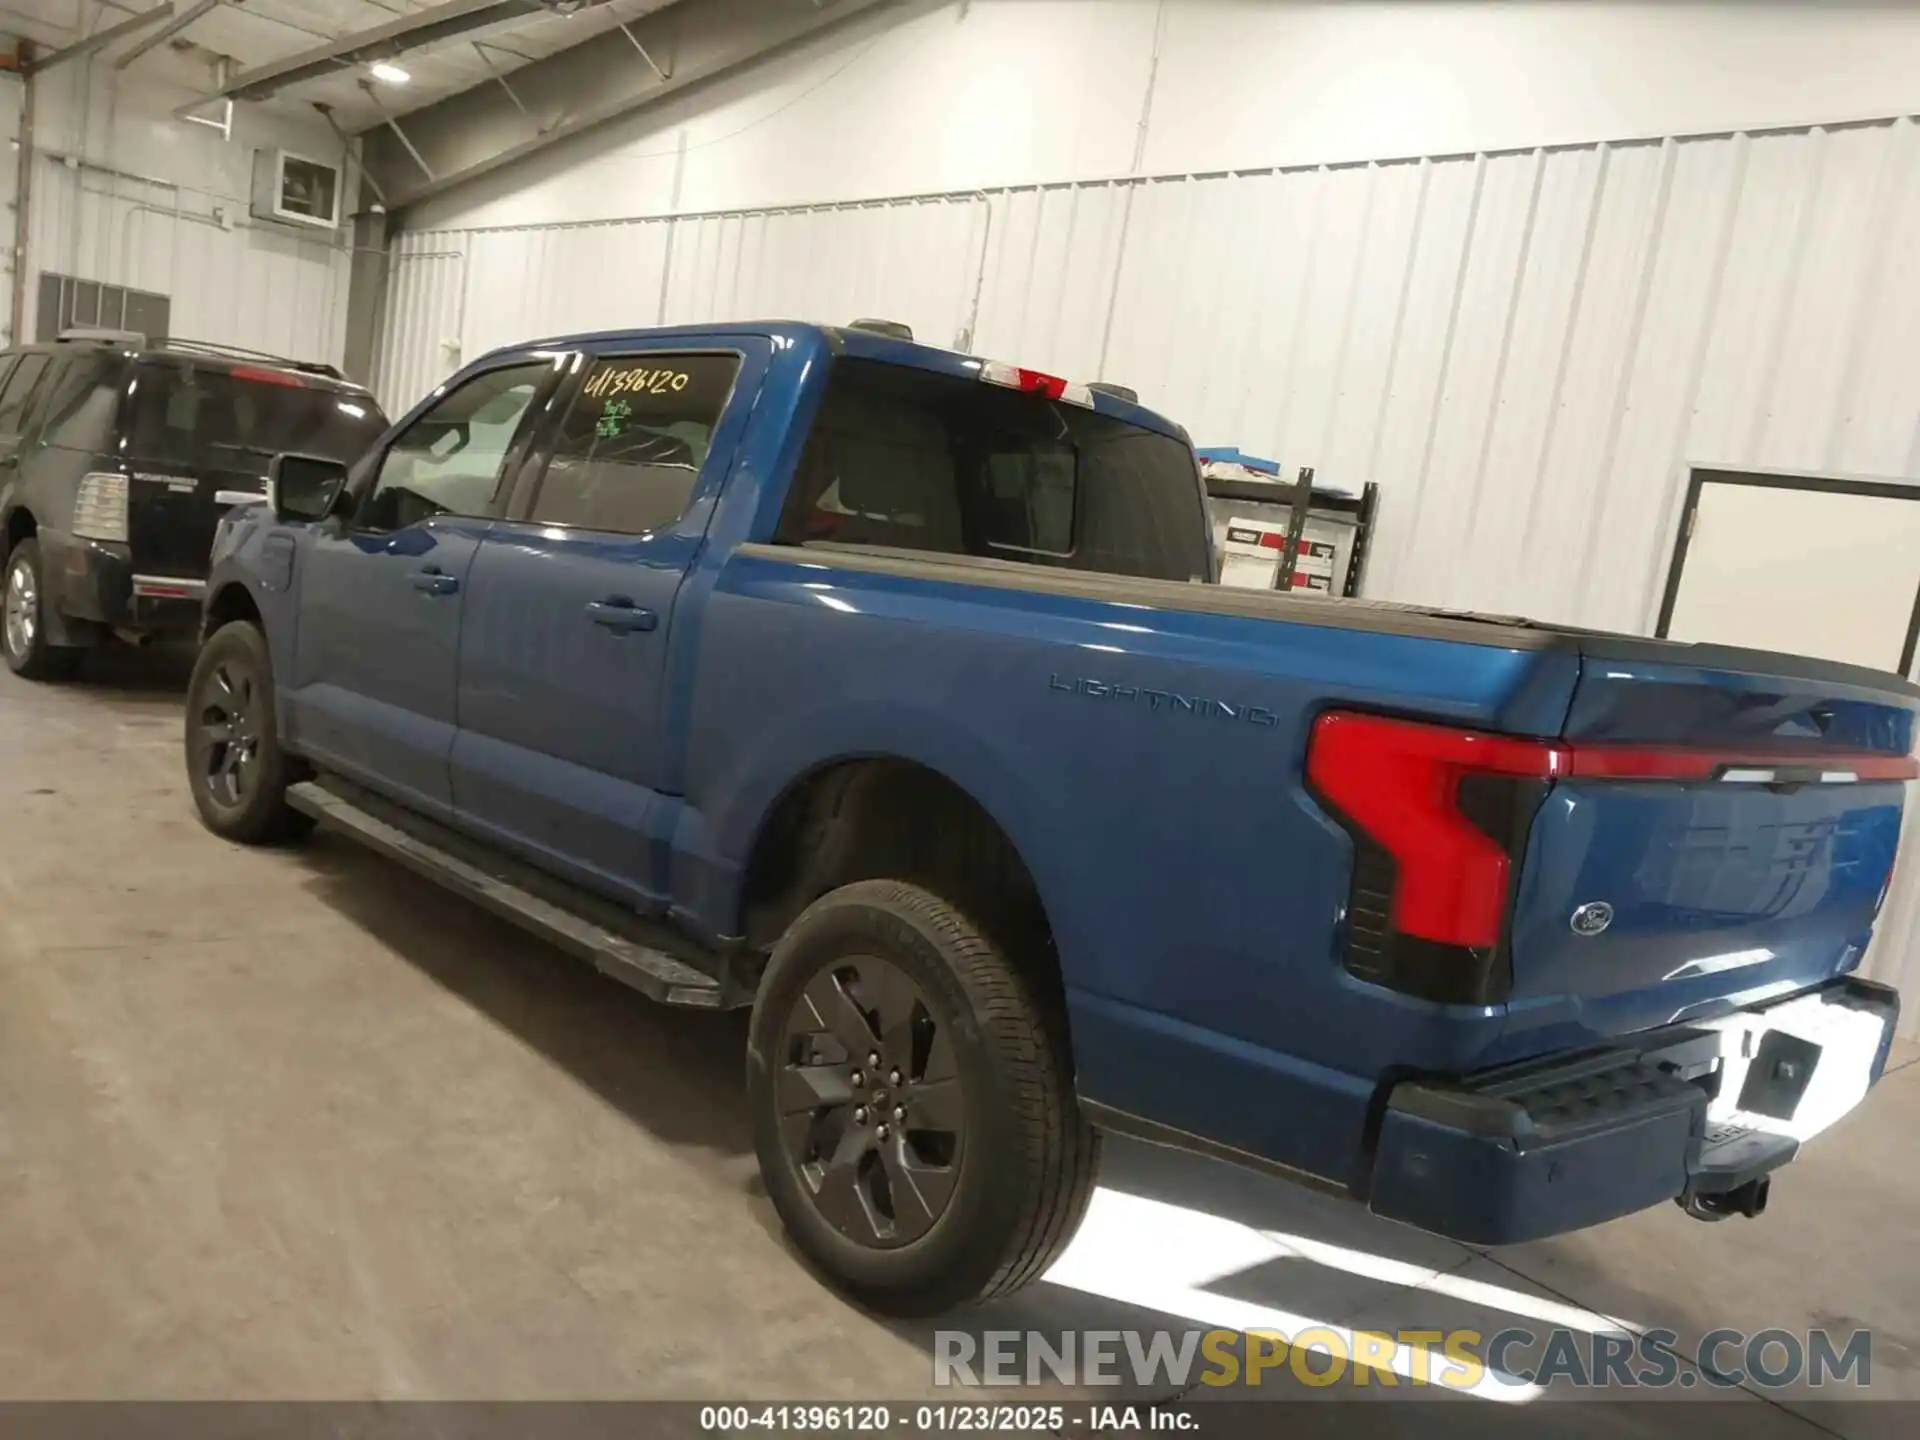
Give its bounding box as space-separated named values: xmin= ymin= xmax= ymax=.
xmin=776 ymin=358 xmax=1212 ymax=583
xmin=128 ymin=360 xmax=386 ymax=466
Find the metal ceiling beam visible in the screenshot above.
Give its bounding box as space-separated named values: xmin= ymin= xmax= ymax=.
xmin=356 ymin=0 xmax=896 ymax=213
xmin=114 ymin=0 xmax=224 ymax=70
xmin=25 ymin=2 xmax=172 ymax=74
xmin=185 ymin=0 xmax=603 ymax=105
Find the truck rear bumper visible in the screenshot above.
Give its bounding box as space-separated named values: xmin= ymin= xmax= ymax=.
xmin=1366 ymin=975 xmax=1899 ymax=1245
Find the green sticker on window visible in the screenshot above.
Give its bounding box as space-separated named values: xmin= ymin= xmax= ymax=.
xmin=595 ymin=397 xmax=632 ymax=440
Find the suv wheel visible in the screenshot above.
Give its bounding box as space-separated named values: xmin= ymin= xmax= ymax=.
xmin=747 ymin=880 xmax=1100 ymax=1316
xmin=2 ymin=539 xmax=81 ymax=680
xmin=184 ymin=620 xmax=313 ymax=844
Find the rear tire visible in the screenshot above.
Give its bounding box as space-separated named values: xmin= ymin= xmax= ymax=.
xmin=748 ymin=879 xmax=1099 ymax=1316
xmin=184 ymin=620 xmax=313 ymax=845
xmin=2 ymin=539 xmax=82 ymax=681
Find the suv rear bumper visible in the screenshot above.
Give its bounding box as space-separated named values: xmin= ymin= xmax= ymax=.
xmin=39 ymin=528 xmax=206 ymax=638
xmin=1366 ymin=975 xmax=1899 ymax=1244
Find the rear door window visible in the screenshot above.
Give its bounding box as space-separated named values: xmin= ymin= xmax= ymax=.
xmin=128 ymin=360 xmax=386 ymax=466
xmin=38 ymin=356 xmax=125 ymax=452
xmin=525 ymin=353 xmax=742 ymax=534
xmin=0 ymin=354 xmax=52 ymax=436
xmin=777 ymin=358 xmax=1211 ymax=583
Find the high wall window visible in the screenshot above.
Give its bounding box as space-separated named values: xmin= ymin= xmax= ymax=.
xmin=35 ymin=273 xmax=172 ymax=344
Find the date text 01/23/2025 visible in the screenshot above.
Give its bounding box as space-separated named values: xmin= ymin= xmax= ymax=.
xmin=698 ymin=1405 xmax=1194 ymax=1432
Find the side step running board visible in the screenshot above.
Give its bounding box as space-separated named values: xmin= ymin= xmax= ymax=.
xmin=286 ymin=780 xmax=729 ymax=1009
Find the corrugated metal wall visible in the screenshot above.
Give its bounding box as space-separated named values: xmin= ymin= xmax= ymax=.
xmin=381 ymin=114 xmax=1920 ymax=1028
xmin=377 ymin=197 xmax=991 ymax=408
xmin=27 ymin=153 xmax=350 ymax=365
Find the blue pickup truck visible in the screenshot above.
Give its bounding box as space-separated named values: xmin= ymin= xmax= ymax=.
xmin=186 ymin=320 xmax=1912 ymax=1315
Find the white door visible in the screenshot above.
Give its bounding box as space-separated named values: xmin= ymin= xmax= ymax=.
xmin=1661 ymin=471 xmax=1920 ymax=673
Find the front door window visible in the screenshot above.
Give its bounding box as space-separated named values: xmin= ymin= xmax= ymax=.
xmin=360 ymin=363 xmax=553 ymax=532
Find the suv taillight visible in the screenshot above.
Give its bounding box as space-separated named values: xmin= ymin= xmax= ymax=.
xmin=1306 ymin=711 xmax=1556 ymax=1005
xmin=72 ymin=472 xmax=129 ymax=543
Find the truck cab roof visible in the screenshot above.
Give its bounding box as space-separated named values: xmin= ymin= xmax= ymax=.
xmin=481 ymin=320 xmax=1190 ymax=444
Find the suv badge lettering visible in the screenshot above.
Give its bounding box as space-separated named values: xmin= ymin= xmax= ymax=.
xmin=1570 ymin=901 xmax=1614 ymax=937
xmin=1049 ymin=673 xmax=1278 ymax=729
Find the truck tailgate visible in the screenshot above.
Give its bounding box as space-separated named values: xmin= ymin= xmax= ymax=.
xmin=1508 ymin=638 xmax=1918 ymax=1043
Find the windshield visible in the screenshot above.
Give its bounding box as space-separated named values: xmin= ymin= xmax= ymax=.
xmin=129 ymin=359 xmax=387 ymax=467
xmin=778 ymin=358 xmax=1214 ymax=584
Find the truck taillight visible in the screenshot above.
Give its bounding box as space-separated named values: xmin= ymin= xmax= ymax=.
xmin=71 ymin=472 xmax=129 ymax=543
xmin=1306 ymin=710 xmax=1920 ymax=1005
xmin=1307 ymin=712 xmax=1551 ymax=1004
xmin=1308 ymin=712 xmax=1552 ymax=948
xmin=978 ymin=359 xmax=1095 ymax=408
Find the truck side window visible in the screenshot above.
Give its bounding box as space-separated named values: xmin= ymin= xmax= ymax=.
xmin=525 ymin=352 xmax=742 ymax=535
xmin=359 ymin=362 xmax=551 ymax=533
xmin=0 ymin=354 xmax=51 ymax=436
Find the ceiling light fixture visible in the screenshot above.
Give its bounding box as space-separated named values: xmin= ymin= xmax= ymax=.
xmin=368 ymin=61 xmax=411 ymax=85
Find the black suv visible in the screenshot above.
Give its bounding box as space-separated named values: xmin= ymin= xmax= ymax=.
xmin=0 ymin=333 xmax=388 ymax=679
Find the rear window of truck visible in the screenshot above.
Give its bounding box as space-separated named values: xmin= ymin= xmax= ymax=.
xmin=778 ymin=358 xmax=1212 ymax=583
xmin=129 ymin=359 xmax=387 ymax=466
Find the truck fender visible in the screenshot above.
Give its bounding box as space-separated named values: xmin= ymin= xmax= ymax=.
xmin=686 ymin=700 xmax=1083 ymax=986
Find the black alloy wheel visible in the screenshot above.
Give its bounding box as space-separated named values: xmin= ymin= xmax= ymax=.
xmin=777 ymin=955 xmax=964 ymax=1247
xmin=192 ymin=656 xmax=265 ymax=813
xmin=182 ymin=621 xmax=312 ymax=844
xmin=748 ymin=880 xmax=1101 ymax=1316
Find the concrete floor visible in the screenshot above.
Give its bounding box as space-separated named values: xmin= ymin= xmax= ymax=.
xmin=0 ymin=651 xmax=1915 ymax=1434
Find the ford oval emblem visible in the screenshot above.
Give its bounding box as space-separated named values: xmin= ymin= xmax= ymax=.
xmin=1570 ymin=901 xmax=1614 ymax=937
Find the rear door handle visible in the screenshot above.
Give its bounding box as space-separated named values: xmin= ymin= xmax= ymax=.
xmin=410 ymin=565 xmax=460 ymax=596
xmin=586 ymin=597 xmax=658 ymax=633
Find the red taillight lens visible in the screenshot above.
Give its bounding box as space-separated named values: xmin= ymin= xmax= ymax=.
xmin=1307 ymin=712 xmax=1555 ymax=949
xmin=230 ymin=364 xmax=305 ymax=388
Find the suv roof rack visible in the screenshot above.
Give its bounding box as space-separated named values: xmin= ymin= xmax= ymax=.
xmin=156 ymin=337 xmax=348 ymax=382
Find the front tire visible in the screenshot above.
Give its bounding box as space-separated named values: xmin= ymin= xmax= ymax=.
xmin=748 ymin=880 xmax=1099 ymax=1316
xmin=184 ymin=620 xmax=312 ymax=844
xmin=2 ymin=539 xmax=82 ymax=680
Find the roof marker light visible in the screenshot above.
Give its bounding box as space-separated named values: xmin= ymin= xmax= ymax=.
xmin=979 ymin=359 xmax=1094 ymax=408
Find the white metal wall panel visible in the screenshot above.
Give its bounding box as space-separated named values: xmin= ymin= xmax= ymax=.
xmin=379 ymin=199 xmax=990 ymax=412
xmin=385 ymin=114 xmax=1920 ymax=1030
xmin=26 ymin=156 xmax=348 ymax=366
xmin=373 ymin=230 xmax=470 ymax=416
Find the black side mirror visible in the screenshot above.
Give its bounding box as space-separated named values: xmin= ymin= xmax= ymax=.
xmin=269 ymin=453 xmax=351 ymax=524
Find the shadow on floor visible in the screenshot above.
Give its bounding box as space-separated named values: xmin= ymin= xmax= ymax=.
xmin=66 ymin=640 xmax=197 ymax=706
xmin=297 ymin=833 xmax=754 ymax=1158
xmin=292 ymin=831 xmax=1837 ymax=1433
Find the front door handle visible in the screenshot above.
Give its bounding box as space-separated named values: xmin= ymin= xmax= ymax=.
xmin=410 ymin=565 xmax=460 ymax=596
xmin=586 ymin=597 xmax=658 ymax=633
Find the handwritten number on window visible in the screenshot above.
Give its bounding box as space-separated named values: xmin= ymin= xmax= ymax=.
xmin=584 ymin=366 xmax=692 ymax=400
